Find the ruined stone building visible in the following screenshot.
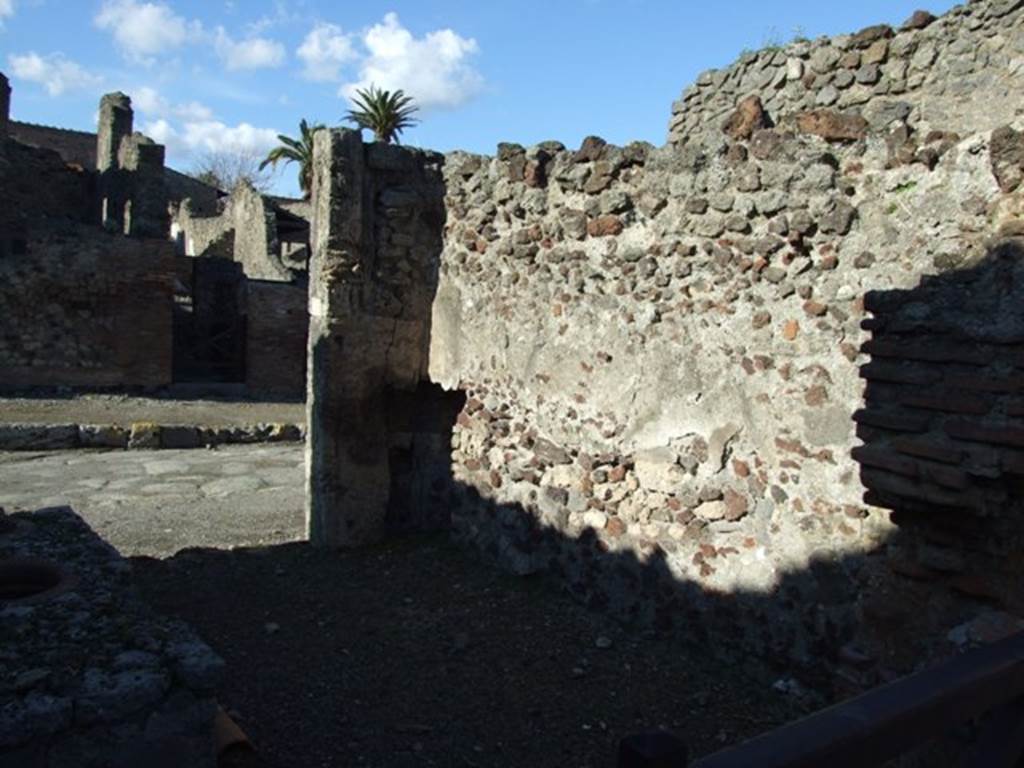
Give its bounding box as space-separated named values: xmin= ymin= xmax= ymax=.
xmin=2 ymin=0 xmax=1024 ymax=698
xmin=0 ymin=81 xmax=310 ymax=397
xmin=302 ymin=0 xmax=1024 ymax=691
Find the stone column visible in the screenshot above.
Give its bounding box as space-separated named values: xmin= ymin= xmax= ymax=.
xmin=0 ymin=73 xmax=10 ymax=139
xmin=97 ymin=92 xmax=133 ymax=231
xmin=120 ymin=135 xmax=168 ymax=238
xmin=305 ymin=128 xmax=391 ymax=548
xmin=96 ymin=92 xmax=132 ymax=172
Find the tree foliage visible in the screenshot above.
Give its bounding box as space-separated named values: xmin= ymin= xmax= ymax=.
xmin=190 ymin=148 xmax=273 ymax=193
xmin=259 ymin=119 xmax=324 ymax=198
xmin=344 ymin=86 xmax=419 ymax=144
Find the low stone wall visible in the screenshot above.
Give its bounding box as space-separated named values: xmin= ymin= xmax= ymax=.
xmin=0 ymin=225 xmax=176 ymax=390
xmin=0 ymin=507 xmax=222 ymax=766
xmin=0 ymin=421 xmax=304 ymax=451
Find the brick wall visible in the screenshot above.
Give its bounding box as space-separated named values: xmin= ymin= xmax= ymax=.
xmin=246 ymin=279 xmax=308 ymax=399
xmin=0 ymin=226 xmax=176 ymax=390
xmin=8 ymin=121 xmax=97 ymax=169
xmin=855 ymin=240 xmax=1024 ymax=617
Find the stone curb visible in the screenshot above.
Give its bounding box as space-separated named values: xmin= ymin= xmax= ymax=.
xmin=0 ymin=422 xmax=305 ymax=451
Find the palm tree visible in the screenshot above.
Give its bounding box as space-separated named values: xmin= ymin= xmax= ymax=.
xmin=259 ymin=119 xmax=324 ymax=198
xmin=344 ymin=86 xmax=419 ymax=144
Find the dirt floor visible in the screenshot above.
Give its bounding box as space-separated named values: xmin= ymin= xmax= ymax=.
xmin=3 ymin=447 xmax=809 ymax=766
xmin=0 ymin=394 xmax=306 ymax=427
xmin=133 ymin=536 xmax=809 ymax=768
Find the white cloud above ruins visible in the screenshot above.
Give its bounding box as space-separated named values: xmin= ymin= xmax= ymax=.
xmin=7 ymin=51 xmax=103 ymax=96
xmin=214 ymin=27 xmax=287 ymax=71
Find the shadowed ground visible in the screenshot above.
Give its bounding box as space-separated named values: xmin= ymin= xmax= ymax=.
xmin=0 ymin=446 xmax=807 ymax=766
xmin=134 ymin=537 xmax=808 ymax=768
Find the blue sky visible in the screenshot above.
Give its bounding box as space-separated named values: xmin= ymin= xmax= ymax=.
xmin=2 ymin=0 xmax=953 ymax=195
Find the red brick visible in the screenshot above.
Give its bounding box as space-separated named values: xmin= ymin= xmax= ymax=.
xmin=861 ymin=467 xmax=977 ymax=510
xmin=860 ymin=360 xmax=940 ymax=385
xmin=862 ymin=338 xmax=994 ymax=366
xmin=891 ymin=435 xmax=964 ymax=465
xmin=1002 ymin=450 xmax=1024 ymax=475
xmin=851 ymin=445 xmax=918 ymax=477
xmin=853 ymin=408 xmax=932 ymax=433
xmin=944 ymin=373 xmax=1024 ymax=394
xmin=945 ymin=419 xmax=1024 ymax=448
xmin=899 ymin=391 xmax=991 ymax=415
xmin=917 ymin=461 xmax=971 ymax=490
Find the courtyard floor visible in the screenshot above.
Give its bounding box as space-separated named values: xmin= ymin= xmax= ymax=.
xmin=0 ymin=446 xmax=807 ymax=767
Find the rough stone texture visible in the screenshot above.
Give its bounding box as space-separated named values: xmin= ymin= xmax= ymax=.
xmin=169 ymin=182 xmax=305 ymax=282
xmin=246 ymin=280 xmax=309 ymax=399
xmin=795 ymin=110 xmax=869 ymax=141
xmin=668 ymin=1 xmax=1024 ymax=146
xmin=990 ymin=125 xmax=1024 ymax=192
xmin=722 ymin=95 xmax=769 ymax=140
xmin=95 ymin=92 xmax=168 ymax=240
xmin=369 ymin=0 xmax=1024 ymax=683
xmin=0 ymin=507 xmax=221 ymax=766
xmin=0 ymin=226 xmax=176 ymax=390
xmin=306 ymin=131 xmax=447 ymax=547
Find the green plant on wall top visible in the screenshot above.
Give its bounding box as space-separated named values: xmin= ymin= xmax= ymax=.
xmin=344 ymin=85 xmax=420 ymax=144
xmin=259 ymin=119 xmax=324 ymax=199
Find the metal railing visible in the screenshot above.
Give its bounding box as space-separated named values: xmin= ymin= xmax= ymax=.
xmin=619 ymin=632 xmax=1024 ymax=768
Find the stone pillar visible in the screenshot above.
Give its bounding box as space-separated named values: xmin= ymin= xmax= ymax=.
xmin=120 ymin=135 xmax=168 ymax=238
xmin=96 ymin=92 xmax=132 ymax=172
xmin=305 ymin=128 xmax=391 ymax=548
xmin=0 ymin=73 xmax=10 ymax=139
xmin=97 ymin=92 xmax=133 ymax=231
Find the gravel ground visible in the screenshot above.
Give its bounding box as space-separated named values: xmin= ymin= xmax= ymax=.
xmin=0 ymin=394 xmax=305 ymax=428
xmin=133 ymin=537 xmax=809 ymax=768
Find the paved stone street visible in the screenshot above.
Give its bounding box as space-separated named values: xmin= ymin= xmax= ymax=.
xmin=0 ymin=444 xmax=306 ymax=556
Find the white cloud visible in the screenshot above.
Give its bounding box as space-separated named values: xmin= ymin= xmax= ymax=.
xmin=0 ymin=0 xmax=15 ymax=26
xmin=8 ymin=51 xmax=103 ymax=96
xmin=133 ymin=85 xmax=214 ymax=122
xmin=341 ymin=13 xmax=483 ymax=110
xmin=142 ymin=117 xmax=279 ymax=156
xmin=297 ymin=22 xmax=357 ymax=82
xmin=214 ymin=27 xmax=286 ymax=71
xmin=94 ymin=0 xmax=200 ymax=61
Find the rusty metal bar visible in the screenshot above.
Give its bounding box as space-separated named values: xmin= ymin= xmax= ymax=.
xmin=681 ymin=632 xmax=1024 ymax=768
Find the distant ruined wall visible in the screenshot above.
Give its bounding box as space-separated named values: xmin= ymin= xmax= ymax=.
xmin=171 ymin=182 xmax=302 ymax=282
xmin=0 ymin=225 xmax=176 ymax=390
xmin=8 ymin=121 xmax=97 ymax=169
xmin=246 ymin=279 xmax=309 ymax=399
xmin=421 ymin=0 xmax=1024 ymax=681
xmin=668 ymin=0 xmax=1024 ymax=145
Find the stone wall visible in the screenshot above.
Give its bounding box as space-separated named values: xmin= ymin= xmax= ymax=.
xmin=669 ymin=1 xmax=1024 ymax=145
xmin=1 ymin=73 xmax=9 ymax=139
xmin=8 ymin=120 xmax=97 ymax=170
xmin=0 ymin=225 xmax=176 ymax=390
xmin=305 ymin=131 xmax=446 ymax=547
xmin=0 ymin=507 xmax=222 ymax=767
xmin=246 ymin=279 xmax=309 ymax=399
xmin=170 ymin=182 xmax=305 ymax=282
xmin=308 ymin=0 xmax=1024 ymax=683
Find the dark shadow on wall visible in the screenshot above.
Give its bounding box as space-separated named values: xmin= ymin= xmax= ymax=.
xmin=852 ymin=238 xmax=1024 ymax=673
